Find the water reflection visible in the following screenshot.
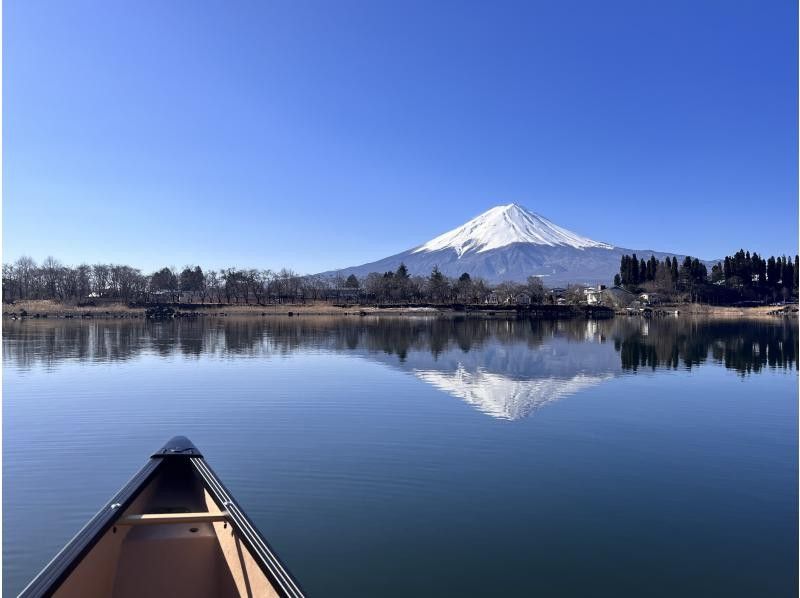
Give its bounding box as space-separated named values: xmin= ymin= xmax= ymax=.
xmin=3 ymin=316 xmax=796 ymax=419
xmin=614 ymin=318 xmax=797 ymax=374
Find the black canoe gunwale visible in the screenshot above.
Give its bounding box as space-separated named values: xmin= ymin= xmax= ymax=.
xmin=192 ymin=458 xmax=305 ymax=598
xmin=18 ymin=436 xmax=306 ymax=598
xmin=16 ymin=456 xmax=161 ymax=598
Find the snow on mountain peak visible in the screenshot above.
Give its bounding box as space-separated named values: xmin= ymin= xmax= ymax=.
xmin=412 ymin=203 xmax=613 ymax=257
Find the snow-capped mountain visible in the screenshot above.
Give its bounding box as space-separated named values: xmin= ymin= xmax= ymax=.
xmin=413 ymin=203 xmax=613 ymax=256
xmin=324 ymin=203 xmax=688 ymax=284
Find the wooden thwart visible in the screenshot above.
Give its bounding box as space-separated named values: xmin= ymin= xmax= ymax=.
xmin=118 ymin=511 xmax=229 ymax=526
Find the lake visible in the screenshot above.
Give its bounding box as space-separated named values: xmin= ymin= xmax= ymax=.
xmin=3 ymin=315 xmax=798 ymax=596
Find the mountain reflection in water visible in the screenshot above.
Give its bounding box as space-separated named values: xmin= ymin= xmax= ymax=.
xmin=3 ymin=316 xmax=796 ymax=420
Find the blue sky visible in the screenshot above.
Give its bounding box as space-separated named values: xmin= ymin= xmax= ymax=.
xmin=4 ymin=0 xmax=797 ymax=273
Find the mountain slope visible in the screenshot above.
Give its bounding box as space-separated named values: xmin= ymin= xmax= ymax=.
xmin=324 ymin=204 xmax=693 ymax=285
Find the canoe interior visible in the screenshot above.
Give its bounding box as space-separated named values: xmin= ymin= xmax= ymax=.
xmin=51 ymin=458 xmax=281 ymax=598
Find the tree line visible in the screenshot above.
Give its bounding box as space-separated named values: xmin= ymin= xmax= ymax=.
xmin=2 ymin=257 xmax=548 ymax=306
xmin=2 ymin=257 xmax=331 ymax=304
xmin=613 ymin=250 xmax=799 ymax=303
xmin=358 ymin=264 xmax=547 ymax=304
xmin=6 ymin=249 xmax=796 ymax=308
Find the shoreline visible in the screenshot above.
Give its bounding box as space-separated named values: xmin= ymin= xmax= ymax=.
xmin=636 ymin=303 xmax=798 ymax=318
xmin=2 ymin=300 xmax=797 ymax=321
xmin=2 ymin=300 xmax=453 ymax=319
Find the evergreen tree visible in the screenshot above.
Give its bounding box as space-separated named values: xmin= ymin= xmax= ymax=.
xmin=743 ymin=251 xmax=752 ymax=285
xmin=795 ymin=255 xmax=799 ymax=293
xmin=619 ymin=256 xmax=627 ymax=285
xmin=179 ymin=266 xmax=205 ymax=292
xmin=620 ymin=255 xmax=626 ymax=285
xmin=647 ymin=256 xmax=657 ymax=281
xmin=396 ymin=263 xmax=409 ymax=279
xmin=767 ymin=256 xmax=777 ymax=287
xmin=627 ymin=256 xmax=635 ymax=285
xmin=733 ymin=250 xmax=746 ymax=281
xmin=691 ymin=258 xmax=706 ymax=282
xmin=783 ymin=258 xmax=794 ymax=294
xmin=678 ymin=256 xmax=693 ymax=290
xmin=428 ymin=266 xmax=449 ymax=303
xmin=753 ymin=253 xmax=766 ymax=285
xmin=710 ymin=263 xmax=723 ymax=283
xmin=151 ymin=267 xmax=178 ymax=291
xmin=614 ymin=273 xmax=621 ymax=287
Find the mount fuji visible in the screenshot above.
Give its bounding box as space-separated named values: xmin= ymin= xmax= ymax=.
xmin=325 ymin=203 xmax=689 ymax=285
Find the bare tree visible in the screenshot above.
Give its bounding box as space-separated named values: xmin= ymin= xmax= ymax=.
xmin=3 ymin=263 xmax=17 ymax=302
xmin=454 ymin=273 xmax=473 ymax=303
xmin=41 ymin=256 xmax=62 ymax=299
xmin=91 ymin=264 xmax=111 ymax=297
xmin=15 ymin=256 xmax=37 ymax=299
xmin=564 ymin=284 xmax=585 ymax=305
xmin=205 ymin=270 xmax=221 ymax=303
xmin=525 ymin=276 xmax=546 ymax=303
xmin=76 ymin=264 xmax=92 ymax=299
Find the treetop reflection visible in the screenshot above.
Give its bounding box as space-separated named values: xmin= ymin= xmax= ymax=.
xmin=4 ymin=316 xmax=796 ymax=419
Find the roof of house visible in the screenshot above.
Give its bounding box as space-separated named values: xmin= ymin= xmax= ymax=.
xmin=607 ymin=285 xmax=635 ymax=296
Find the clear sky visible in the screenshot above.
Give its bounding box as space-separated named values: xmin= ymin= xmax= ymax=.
xmin=4 ymin=0 xmax=797 ymax=274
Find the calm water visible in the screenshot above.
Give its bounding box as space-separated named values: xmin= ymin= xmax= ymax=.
xmin=3 ymin=316 xmax=798 ymax=596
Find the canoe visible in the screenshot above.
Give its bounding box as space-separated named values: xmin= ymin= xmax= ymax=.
xmin=19 ymin=436 xmax=306 ymax=598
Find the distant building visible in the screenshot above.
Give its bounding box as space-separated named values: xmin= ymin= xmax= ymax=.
xmin=639 ymin=292 xmax=661 ymax=305
xmin=515 ymin=293 xmax=532 ymax=305
xmin=485 ymin=292 xmax=500 ymax=305
xmin=584 ymin=284 xmax=606 ymax=305
xmin=584 ymin=288 xmax=602 ymax=305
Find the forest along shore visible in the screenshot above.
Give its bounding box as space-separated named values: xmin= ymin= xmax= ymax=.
xmin=2 ymin=300 xmax=797 ymax=320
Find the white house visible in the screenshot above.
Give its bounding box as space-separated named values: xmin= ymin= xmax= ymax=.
xmin=584 ymin=284 xmax=606 ymax=305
